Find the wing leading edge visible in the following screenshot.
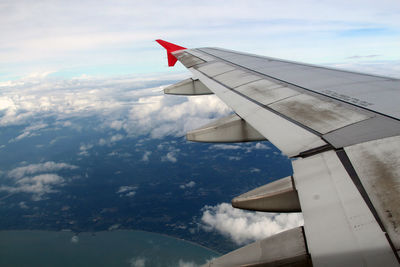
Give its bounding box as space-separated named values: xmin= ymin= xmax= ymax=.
xmin=157 ymin=40 xmax=400 ymax=266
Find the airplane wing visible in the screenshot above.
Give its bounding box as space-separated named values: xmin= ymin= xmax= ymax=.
xmin=156 ymin=39 xmax=400 ymax=266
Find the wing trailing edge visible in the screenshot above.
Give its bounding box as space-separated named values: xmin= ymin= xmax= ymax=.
xmin=157 ymin=42 xmax=400 ymax=266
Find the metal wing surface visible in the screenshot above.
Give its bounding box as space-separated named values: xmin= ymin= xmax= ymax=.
xmin=156 ymin=40 xmax=400 ymax=266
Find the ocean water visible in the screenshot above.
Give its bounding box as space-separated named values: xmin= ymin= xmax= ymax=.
xmin=0 ymin=230 xmax=219 ymax=267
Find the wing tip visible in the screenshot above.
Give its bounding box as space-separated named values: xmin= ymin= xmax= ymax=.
xmin=155 ymin=39 xmax=186 ymax=67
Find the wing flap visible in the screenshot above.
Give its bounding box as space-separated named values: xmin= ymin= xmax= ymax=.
xmin=293 ymin=150 xmax=399 ymax=266
xmin=345 ymin=135 xmax=400 ymax=251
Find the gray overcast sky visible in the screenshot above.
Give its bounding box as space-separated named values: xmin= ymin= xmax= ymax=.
xmin=1 ymin=0 xmax=399 ymax=80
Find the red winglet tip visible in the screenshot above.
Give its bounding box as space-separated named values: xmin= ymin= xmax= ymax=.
xmin=156 ymin=39 xmax=186 ymax=67
xmin=155 ymin=39 xmax=186 ymax=52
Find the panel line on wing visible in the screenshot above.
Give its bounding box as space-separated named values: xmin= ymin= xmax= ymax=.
xmin=336 ymin=149 xmax=386 ymax=232
xmin=192 ymin=67 xmax=326 ymax=138
xmin=200 ymin=47 xmax=397 ymax=80
xmin=197 ymin=48 xmax=400 ymax=122
xmin=190 ymin=68 xmax=328 ymax=157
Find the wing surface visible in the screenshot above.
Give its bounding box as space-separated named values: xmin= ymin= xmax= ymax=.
xmin=157 ymin=40 xmax=400 ymax=266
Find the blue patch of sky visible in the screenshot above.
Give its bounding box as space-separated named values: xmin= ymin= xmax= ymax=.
xmin=338 ymin=27 xmax=396 ymax=37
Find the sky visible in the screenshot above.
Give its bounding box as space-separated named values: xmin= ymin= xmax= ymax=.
xmin=1 ymin=0 xmax=400 ymax=81
xmin=0 ymin=0 xmax=400 ymax=254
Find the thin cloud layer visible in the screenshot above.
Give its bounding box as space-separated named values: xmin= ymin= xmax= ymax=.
xmin=200 ymin=203 xmax=303 ymax=245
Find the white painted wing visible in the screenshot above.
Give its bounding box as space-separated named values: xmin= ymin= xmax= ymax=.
xmin=158 ymin=41 xmax=400 ymax=266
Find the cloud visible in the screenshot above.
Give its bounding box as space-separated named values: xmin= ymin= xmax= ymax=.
xmin=109 ymin=120 xmax=124 ymax=131
xmin=0 ymin=174 xmax=65 ymax=201
xmin=1 ymin=161 xmax=78 ymax=200
xmin=0 ymin=74 xmax=178 ymax=127
xmin=8 ymin=161 xmax=78 ymax=179
xmin=346 ymin=54 xmax=380 ymax=59
xmin=160 ymin=146 xmax=181 ymax=163
xmin=71 ymin=235 xmax=79 ymax=244
xmin=128 ymin=94 xmax=231 ymax=139
xmin=110 ymin=134 xmax=124 ymax=142
xmin=10 ymin=122 xmax=48 ymax=142
xmin=178 ymin=260 xmax=198 ymax=267
xmin=129 ymin=257 xmax=146 ymax=267
xmin=162 ymin=151 xmax=177 ymax=163
xmin=180 ymin=181 xmax=196 ymax=189
xmin=78 ymin=143 xmax=94 ymax=156
xmin=209 ymin=142 xmax=271 ymax=153
xmin=18 ymin=201 xmax=28 ymax=209
xmin=200 ymin=203 xmax=303 ymax=245
xmin=327 ymin=60 xmax=400 ymax=78
xmin=254 ymin=142 xmax=270 ymax=150
xmin=108 ymin=224 xmax=121 ymax=231
xmin=117 ymin=186 xmax=137 ymax=197
xmin=98 ymin=134 xmax=126 ymax=147
xmin=141 ymin=151 xmax=152 ymax=162
xmin=209 ymin=144 xmax=242 ymax=150
xmin=107 ymin=151 xmax=132 ymax=158
xmin=0 ymin=74 xmax=231 ymax=143
xmin=250 ymin=168 xmax=260 ymax=173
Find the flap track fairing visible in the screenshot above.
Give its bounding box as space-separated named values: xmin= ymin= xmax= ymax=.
xmin=186 ymin=114 xmax=267 ymax=143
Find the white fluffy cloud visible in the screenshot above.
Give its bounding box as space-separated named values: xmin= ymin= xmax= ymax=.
xmin=0 ymin=74 xmax=231 ymax=144
xmin=209 ymin=142 xmax=271 ymax=152
xmin=180 ymin=181 xmax=196 ymax=189
xmin=162 ymin=151 xmax=178 ymax=163
xmin=1 ymin=161 xmax=78 ymax=200
xmin=210 ymin=144 xmax=242 ymax=150
xmin=128 ymin=93 xmax=231 ymax=139
xmin=141 ymin=151 xmax=152 ymax=162
xmin=117 ymin=186 xmax=137 ymax=197
xmin=10 ymin=122 xmax=48 ymax=142
xmin=178 ymin=260 xmax=198 ymax=267
xmin=200 ymin=203 xmax=303 ymax=245
xmin=129 ymin=257 xmax=146 ymax=267
xmin=8 ymin=161 xmax=78 ymax=179
xmin=0 ymin=174 xmax=65 ymax=201
xmin=71 ymin=235 xmax=79 ymax=244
